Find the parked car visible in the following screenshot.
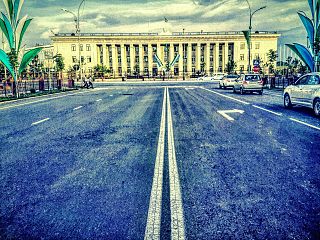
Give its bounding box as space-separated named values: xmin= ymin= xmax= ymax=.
xmin=219 ymin=75 xmax=239 ymax=89
xmin=197 ymin=75 xmax=213 ymax=81
xmin=233 ymin=74 xmax=263 ymax=95
xmin=283 ymin=72 xmax=320 ymax=116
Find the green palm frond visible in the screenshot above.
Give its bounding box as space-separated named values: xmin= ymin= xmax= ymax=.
xmin=1 ymin=12 xmax=15 ymax=49
xmin=0 ymin=49 xmax=15 ymax=77
xmin=2 ymin=0 xmax=14 ymax=23
xmin=19 ymin=47 xmax=42 ymax=74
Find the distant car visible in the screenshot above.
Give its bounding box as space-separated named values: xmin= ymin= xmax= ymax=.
xmin=219 ymin=75 xmax=239 ymax=89
xmin=233 ymin=74 xmax=263 ymax=95
xmin=212 ymin=73 xmax=226 ymax=82
xmin=197 ymin=75 xmax=213 ymax=81
xmin=283 ymin=72 xmax=320 ymax=116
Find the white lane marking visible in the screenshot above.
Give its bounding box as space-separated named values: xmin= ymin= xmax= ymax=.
xmin=96 ymin=99 xmax=102 ymax=102
xmin=73 ymin=106 xmax=83 ymax=110
xmin=289 ymin=118 xmax=320 ymax=131
xmin=201 ymin=87 xmax=250 ymax=105
xmin=144 ymin=88 xmax=167 ymax=240
xmin=0 ymin=91 xmax=84 ymax=111
xmin=252 ymin=105 xmax=283 ymax=116
xmin=217 ymin=109 xmax=245 ymax=121
xmin=265 ymin=93 xmax=282 ymax=98
xmin=167 ymin=88 xmax=186 ymax=240
xmin=31 ymin=118 xmax=50 ymax=126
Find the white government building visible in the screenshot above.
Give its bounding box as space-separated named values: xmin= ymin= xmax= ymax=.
xmin=51 ymin=31 xmax=280 ymax=78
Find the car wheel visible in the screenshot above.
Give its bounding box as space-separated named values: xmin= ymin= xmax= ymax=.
xmin=258 ymin=90 xmax=263 ymax=95
xmin=223 ymin=84 xmax=226 ymax=90
xmin=233 ymin=87 xmax=236 ymax=93
xmin=313 ymin=98 xmax=320 ymax=116
xmin=219 ymin=84 xmax=222 ymax=89
xmin=284 ymin=93 xmax=292 ymax=108
xmin=240 ymin=88 xmax=244 ymax=95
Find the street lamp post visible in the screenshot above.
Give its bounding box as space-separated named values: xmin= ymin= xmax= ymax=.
xmin=245 ymin=0 xmax=266 ymax=73
xmin=62 ymin=0 xmax=86 ymax=81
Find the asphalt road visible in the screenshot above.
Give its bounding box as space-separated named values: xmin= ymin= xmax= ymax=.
xmin=0 ymin=82 xmax=319 ymax=239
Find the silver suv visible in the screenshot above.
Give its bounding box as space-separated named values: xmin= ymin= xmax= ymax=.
xmin=283 ymin=73 xmax=320 ymax=116
xmin=233 ymin=74 xmax=263 ymax=95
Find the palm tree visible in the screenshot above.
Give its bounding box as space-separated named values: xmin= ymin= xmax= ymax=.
xmin=0 ymin=0 xmax=43 ymax=97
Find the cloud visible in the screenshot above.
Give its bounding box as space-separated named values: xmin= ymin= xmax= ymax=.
xmin=0 ymin=0 xmax=310 ymax=49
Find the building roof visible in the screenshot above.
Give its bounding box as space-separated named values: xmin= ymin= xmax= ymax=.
xmin=52 ymin=31 xmax=279 ymax=38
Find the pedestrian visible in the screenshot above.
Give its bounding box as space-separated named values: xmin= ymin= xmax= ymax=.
xmin=88 ymin=75 xmax=93 ymax=88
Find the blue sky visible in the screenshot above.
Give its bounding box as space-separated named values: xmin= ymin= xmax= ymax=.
xmin=2 ymin=0 xmax=309 ymax=48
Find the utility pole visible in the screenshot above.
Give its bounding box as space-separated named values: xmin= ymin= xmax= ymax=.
xmin=62 ymin=0 xmax=86 ymax=81
xmin=245 ymin=0 xmax=266 ymax=73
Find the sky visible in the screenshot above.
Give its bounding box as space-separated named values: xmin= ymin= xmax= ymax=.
xmin=1 ymin=0 xmax=310 ymax=50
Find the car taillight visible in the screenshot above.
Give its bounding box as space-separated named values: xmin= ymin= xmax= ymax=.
xmin=243 ymin=80 xmax=248 ymax=85
xmin=259 ymin=80 xmax=263 ymax=85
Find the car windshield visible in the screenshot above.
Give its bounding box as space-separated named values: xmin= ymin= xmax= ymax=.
xmin=245 ymin=75 xmax=261 ymax=81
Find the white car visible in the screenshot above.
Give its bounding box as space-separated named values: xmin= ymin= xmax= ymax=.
xmin=197 ymin=75 xmax=213 ymax=81
xmin=283 ymin=72 xmax=320 ymax=116
xmin=212 ymin=73 xmax=226 ymax=82
xmin=219 ymin=75 xmax=239 ymax=89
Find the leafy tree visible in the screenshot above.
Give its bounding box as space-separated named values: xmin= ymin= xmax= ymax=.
xmin=266 ymin=49 xmax=278 ymax=74
xmin=225 ymin=60 xmax=237 ymax=74
xmin=53 ymin=54 xmax=65 ymax=79
xmin=93 ymin=65 xmax=110 ymax=78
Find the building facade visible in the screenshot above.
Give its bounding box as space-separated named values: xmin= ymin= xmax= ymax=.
xmin=51 ymin=31 xmax=280 ymax=78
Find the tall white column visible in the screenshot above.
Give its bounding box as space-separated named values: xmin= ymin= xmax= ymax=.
xmin=120 ymin=44 xmax=127 ymax=75
xmin=139 ymin=44 xmax=144 ymax=75
xmin=105 ymin=45 xmax=110 ymax=69
xmin=178 ymin=43 xmax=183 ymax=77
xmin=130 ymin=44 xmax=135 ymax=74
xmin=215 ymin=42 xmax=220 ymax=72
xmin=187 ymin=43 xmax=192 ymax=74
xmin=206 ymin=43 xmax=210 ymax=74
xmin=102 ymin=44 xmax=107 ymax=67
xmin=111 ymin=44 xmax=117 ymax=77
xmin=224 ymin=42 xmax=229 ymax=72
xmin=170 ymin=43 xmax=174 ymax=63
xmin=157 ymin=43 xmax=163 ymax=73
xmin=196 ymin=43 xmax=201 ymax=72
xmin=148 ymin=44 xmax=153 ymax=76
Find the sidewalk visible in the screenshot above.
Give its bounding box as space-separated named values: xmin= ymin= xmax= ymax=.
xmin=0 ymin=88 xmax=79 ymax=103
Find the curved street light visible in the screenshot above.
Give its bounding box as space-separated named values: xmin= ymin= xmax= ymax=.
xmin=61 ymin=0 xmax=86 ymax=81
xmin=245 ymin=0 xmax=266 ymax=72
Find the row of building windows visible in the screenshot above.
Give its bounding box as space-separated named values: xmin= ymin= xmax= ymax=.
xmin=71 ymin=42 xmax=256 ymax=53
xmin=239 ymin=53 xmax=261 ymax=61
xmin=240 ymin=42 xmax=260 ymax=50
xmin=71 ymin=44 xmax=91 ymax=52
xmin=72 ymin=56 xmax=92 ymax=63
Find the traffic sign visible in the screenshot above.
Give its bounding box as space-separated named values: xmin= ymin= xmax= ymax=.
xmin=253 ymin=59 xmax=260 ymax=66
xmin=253 ymin=65 xmax=260 ymax=73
